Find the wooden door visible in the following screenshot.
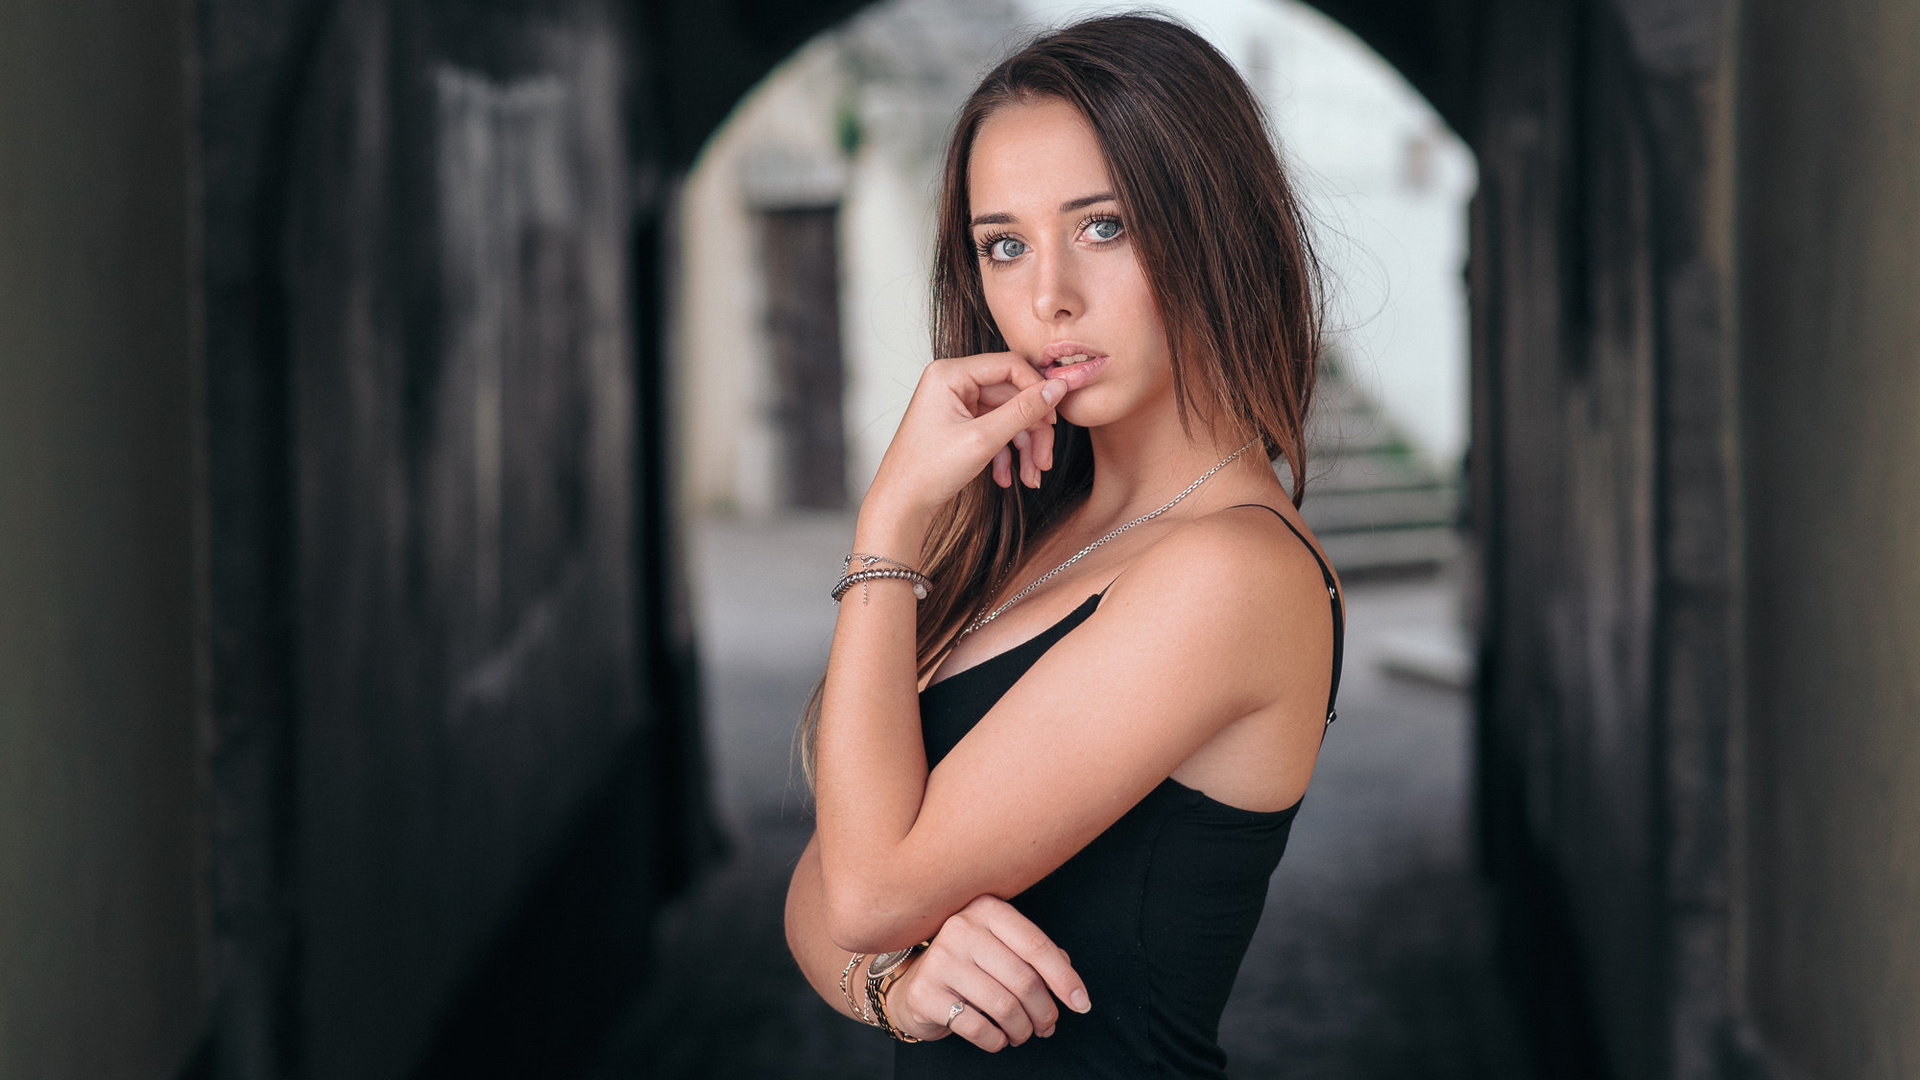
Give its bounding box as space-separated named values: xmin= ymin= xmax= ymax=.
xmin=759 ymin=206 xmax=849 ymax=510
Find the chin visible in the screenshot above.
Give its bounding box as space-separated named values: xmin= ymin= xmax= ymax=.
xmin=1058 ymin=381 xmax=1158 ymax=431
xmin=1056 ymin=396 xmax=1108 ymax=429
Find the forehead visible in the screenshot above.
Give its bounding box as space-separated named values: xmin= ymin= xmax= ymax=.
xmin=967 ymin=98 xmax=1112 ymax=216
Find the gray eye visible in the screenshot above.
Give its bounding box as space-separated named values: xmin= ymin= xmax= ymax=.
xmin=1085 ymin=218 xmax=1122 ymax=242
xmin=990 ymin=237 xmax=1027 ymax=260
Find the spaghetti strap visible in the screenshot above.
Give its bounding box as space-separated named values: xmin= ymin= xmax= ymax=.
xmin=1232 ymin=504 xmax=1345 ymax=727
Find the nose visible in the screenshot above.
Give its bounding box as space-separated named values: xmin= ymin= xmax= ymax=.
xmin=1029 ymin=244 xmax=1083 ymax=326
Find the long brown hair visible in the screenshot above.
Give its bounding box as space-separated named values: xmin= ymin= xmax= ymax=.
xmin=799 ymin=14 xmax=1325 ymax=782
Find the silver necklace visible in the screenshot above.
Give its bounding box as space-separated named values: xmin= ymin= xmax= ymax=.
xmin=957 ymin=439 xmax=1259 ymax=640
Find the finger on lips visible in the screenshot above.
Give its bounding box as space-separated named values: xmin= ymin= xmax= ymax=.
xmin=987 ymin=351 xmax=1043 ymax=387
xmin=985 ymin=380 xmax=1066 ymax=449
xmin=940 ymin=351 xmax=1040 ymax=392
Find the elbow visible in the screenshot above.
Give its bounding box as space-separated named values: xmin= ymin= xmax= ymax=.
xmin=782 ymin=871 xmax=809 ymax=964
xmin=822 ymin=877 xmax=884 ymax=953
xmin=822 ymin=877 xmax=916 ymax=954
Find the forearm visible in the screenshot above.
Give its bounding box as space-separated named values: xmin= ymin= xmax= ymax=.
xmin=785 ymin=834 xmax=877 ymax=1022
xmin=792 ymin=833 xmax=1087 ymax=1053
xmin=811 ymin=358 xmax=1063 ymax=948
xmin=814 ymin=501 xmax=948 ymax=946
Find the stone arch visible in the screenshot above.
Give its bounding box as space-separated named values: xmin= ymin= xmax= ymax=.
xmin=187 ymin=0 xmax=1749 ymax=1076
xmin=655 ymin=4 xmax=1745 ymax=1080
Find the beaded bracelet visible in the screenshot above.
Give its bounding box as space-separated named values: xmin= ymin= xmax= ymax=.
xmin=833 ymin=553 xmax=932 ymax=604
xmin=832 ymin=567 xmax=931 ymax=603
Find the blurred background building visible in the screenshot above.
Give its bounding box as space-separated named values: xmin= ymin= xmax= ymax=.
xmin=676 ymin=0 xmax=1476 ymax=553
xmin=3 ymin=0 xmax=1918 ymax=1079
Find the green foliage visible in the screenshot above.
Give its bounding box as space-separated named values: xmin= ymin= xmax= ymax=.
xmin=834 ymin=99 xmax=863 ymax=157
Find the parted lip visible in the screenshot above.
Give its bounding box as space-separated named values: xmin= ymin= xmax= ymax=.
xmin=1040 ymin=340 xmax=1106 ymax=365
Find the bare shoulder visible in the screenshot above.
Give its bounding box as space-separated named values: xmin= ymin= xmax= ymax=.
xmin=1085 ymin=502 xmax=1338 ymax=706
xmin=1107 ymin=502 xmax=1336 ymax=623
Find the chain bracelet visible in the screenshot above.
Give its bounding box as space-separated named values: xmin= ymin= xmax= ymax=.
xmin=840 ymin=952 xmax=875 ymax=1025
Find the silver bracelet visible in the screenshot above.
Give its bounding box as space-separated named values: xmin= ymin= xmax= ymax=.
xmin=832 ymin=567 xmax=931 ymax=604
xmin=834 ymin=553 xmax=932 ymax=605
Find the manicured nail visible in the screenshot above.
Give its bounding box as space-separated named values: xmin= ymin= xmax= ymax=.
xmin=1071 ymin=989 xmax=1090 ymax=1013
xmin=1041 ymin=380 xmax=1065 ymax=405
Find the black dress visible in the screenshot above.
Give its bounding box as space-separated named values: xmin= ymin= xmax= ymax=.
xmin=896 ymin=506 xmax=1344 ymax=1079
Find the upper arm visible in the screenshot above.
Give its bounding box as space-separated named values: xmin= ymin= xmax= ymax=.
xmin=851 ymin=515 xmax=1333 ymax=943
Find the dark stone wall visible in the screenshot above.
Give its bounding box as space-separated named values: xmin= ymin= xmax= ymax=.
xmin=1737 ymin=0 xmax=1920 ymax=1076
xmin=1473 ymin=5 xmax=1659 ymax=1074
xmin=198 ymin=1 xmax=686 ymax=1076
xmin=277 ymin=4 xmax=644 ymax=1077
xmin=0 ymin=0 xmax=208 ymax=1074
xmin=1465 ymin=1 xmax=1742 ymax=1078
xmin=194 ymin=3 xmax=865 ymax=1076
xmin=199 ymin=1 xmax=331 ymax=1073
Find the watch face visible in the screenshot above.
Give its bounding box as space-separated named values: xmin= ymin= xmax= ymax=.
xmin=868 ymin=948 xmax=916 ymax=979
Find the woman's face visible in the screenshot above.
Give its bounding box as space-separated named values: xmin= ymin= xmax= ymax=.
xmin=967 ymin=97 xmax=1173 ymax=430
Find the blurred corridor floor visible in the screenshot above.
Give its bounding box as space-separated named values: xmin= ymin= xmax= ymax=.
xmin=589 ymin=513 xmax=1535 ymax=1080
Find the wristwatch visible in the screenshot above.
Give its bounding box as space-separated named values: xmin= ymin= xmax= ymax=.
xmin=865 ymin=942 xmax=931 ymax=1042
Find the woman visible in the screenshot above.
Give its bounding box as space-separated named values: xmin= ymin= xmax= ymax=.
xmin=783 ymin=14 xmax=1342 ymax=1077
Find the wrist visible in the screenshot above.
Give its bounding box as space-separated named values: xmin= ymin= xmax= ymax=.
xmin=865 ymin=941 xmax=931 ymax=1042
xmin=853 ymin=497 xmax=934 ymax=564
xmin=883 ymin=963 xmax=915 ymax=1034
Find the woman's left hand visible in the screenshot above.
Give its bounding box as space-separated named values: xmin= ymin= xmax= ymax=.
xmin=885 ymin=894 xmax=1089 ymax=1051
xmin=863 ymin=353 xmax=1068 ymax=523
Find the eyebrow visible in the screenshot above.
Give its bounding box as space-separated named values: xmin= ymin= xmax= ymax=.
xmin=969 ymin=192 xmax=1117 ymax=228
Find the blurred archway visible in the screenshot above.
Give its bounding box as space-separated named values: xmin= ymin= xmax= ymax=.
xmin=615 ymin=3 xmax=1518 ymax=1077
xmin=14 ymin=0 xmax=1844 ymax=1072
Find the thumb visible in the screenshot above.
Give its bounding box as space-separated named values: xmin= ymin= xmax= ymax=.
xmin=978 ymin=378 xmax=1065 ymax=444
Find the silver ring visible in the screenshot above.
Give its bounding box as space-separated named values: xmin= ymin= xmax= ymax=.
xmin=944 ymin=1001 xmax=967 ymax=1027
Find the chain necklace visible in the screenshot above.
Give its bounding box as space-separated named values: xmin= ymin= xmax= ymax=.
xmin=956 ymin=439 xmax=1260 ymax=640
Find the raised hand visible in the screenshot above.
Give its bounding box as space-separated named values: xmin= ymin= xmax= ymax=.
xmin=885 ymin=894 xmax=1091 ymax=1051
xmin=865 ymin=353 xmax=1069 ymax=522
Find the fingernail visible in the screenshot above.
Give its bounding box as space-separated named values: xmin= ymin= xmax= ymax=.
xmin=1041 ymin=1026 xmax=1055 ymax=1038
xmin=1071 ymin=989 xmax=1090 ymax=1013
xmin=1041 ymin=380 xmax=1064 ymax=405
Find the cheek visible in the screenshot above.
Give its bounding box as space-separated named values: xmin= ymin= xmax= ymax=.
xmin=1110 ymin=273 xmax=1169 ymax=362
xmin=980 ymin=278 xmax=1027 ymax=347
xmin=1092 ymin=258 xmax=1161 ymax=328
xmin=1132 ymin=272 xmax=1162 ymax=322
